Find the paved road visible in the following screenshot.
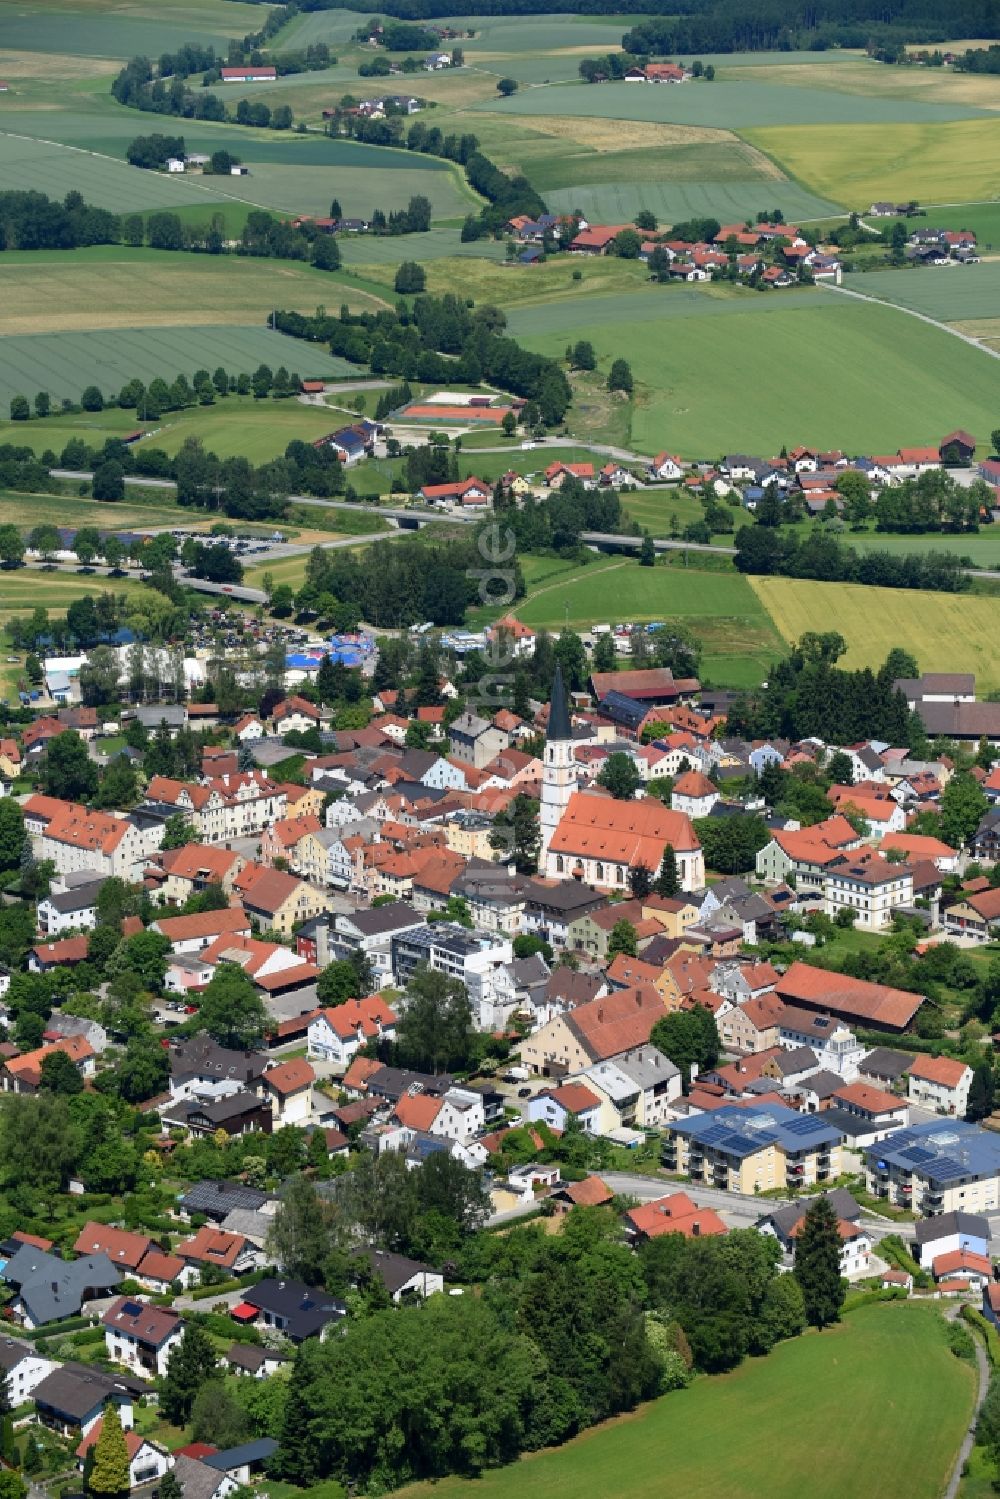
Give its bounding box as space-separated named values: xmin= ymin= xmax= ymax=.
xmin=944 ymin=1303 xmax=991 ymax=1499
xmin=581 ymin=532 xmax=737 ymax=556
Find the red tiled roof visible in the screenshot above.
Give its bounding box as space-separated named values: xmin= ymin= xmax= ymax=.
xmin=264 ymin=1057 xmax=316 ymax=1095
xmin=908 ymin=1053 xmax=970 ymax=1087
xmin=775 ymin=962 xmax=922 ymax=1031
xmin=73 ymin=1222 xmax=152 ymax=1269
xmin=394 ymin=1093 xmax=442 ymax=1131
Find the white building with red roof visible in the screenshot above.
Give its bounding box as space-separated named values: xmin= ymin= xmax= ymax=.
xmin=907 ymin=1054 xmax=973 ymax=1117
xmin=306 ymin=995 xmax=398 ymax=1067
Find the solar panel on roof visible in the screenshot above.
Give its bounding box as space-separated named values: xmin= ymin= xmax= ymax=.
xmin=784 ymin=1114 xmax=827 ymax=1136
xmin=904 ymin=1147 xmax=935 ymax=1164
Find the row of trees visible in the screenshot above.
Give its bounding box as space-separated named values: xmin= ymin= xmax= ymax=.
xmin=113 ymin=55 xmax=296 ymax=129
xmin=274 ymin=296 xmax=572 ymax=424
xmin=734 ymin=522 xmax=970 ymax=593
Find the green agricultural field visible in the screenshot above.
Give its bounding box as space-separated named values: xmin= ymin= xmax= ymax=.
xmin=0 ymin=132 xmax=227 ymax=213
xmin=0 ymin=0 xmax=265 ymax=57
xmin=338 ymin=229 xmax=508 ymax=267
xmin=843 ymin=529 xmax=1000 ymax=569
xmin=0 ymin=248 xmax=389 ymax=337
xmin=0 ymin=569 xmax=152 ymax=628
xmin=746 ymin=118 xmax=1000 ymax=209
xmin=398 ymin=1304 xmax=972 ymax=1499
xmin=512 ymin=560 xmax=784 ymax=686
xmin=860 ymin=204 xmax=1000 ymax=249
xmin=512 ymin=291 xmax=1000 ymax=457
xmin=842 ymin=261 xmax=1000 ymax=323
xmin=619 ymin=489 xmax=712 ymax=535
xmin=0 ymin=121 xmax=475 ymax=222
xmin=0 ymin=326 xmax=355 ymax=411
xmin=0 ymin=490 xmax=190 ymax=534
xmin=486 ymin=79 xmax=989 ymax=130
xmin=545 ymin=179 xmax=839 ymax=227
xmin=751 ymin=573 xmax=1000 ymax=690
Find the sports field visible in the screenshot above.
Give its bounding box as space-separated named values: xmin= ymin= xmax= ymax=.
xmin=141 ymin=402 xmax=358 ymax=465
xmin=486 ymin=79 xmax=989 ymax=129
xmin=0 ymin=327 xmax=355 ymax=411
xmin=513 ymin=292 xmax=1000 ymax=457
xmin=747 ymin=118 xmax=1000 ymax=208
xmin=751 ymin=574 xmax=1000 ymax=691
xmin=397 ymin=1304 xmax=974 ymax=1499
xmin=511 ymin=560 xmax=784 ymax=686
xmin=0 ymin=249 xmax=388 ymax=336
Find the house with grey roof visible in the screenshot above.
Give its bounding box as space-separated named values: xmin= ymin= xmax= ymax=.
xmin=37 ymin=880 xmax=104 ymax=937
xmin=178 ymin=1180 xmax=275 ymax=1223
xmin=2 ymin=1246 xmax=121 ymax=1328
xmin=33 ymin=1361 xmax=148 ymax=1436
xmin=171 ymin=1453 xmax=239 ymax=1499
xmin=448 ymin=711 xmax=506 ymax=769
xmin=0 ymin=1335 xmax=57 ymax=1406
xmin=351 ymin=1247 xmax=444 ymax=1302
xmin=203 ymin=1439 xmax=279 ymax=1484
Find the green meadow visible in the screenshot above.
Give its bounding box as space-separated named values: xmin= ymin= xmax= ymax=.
xmin=842 ymin=261 xmax=1000 ymax=322
xmin=396 ymin=1305 xmax=974 ymax=1499
xmin=486 ymin=78 xmax=990 ymax=129
xmin=512 ymin=290 xmax=1000 ymax=457
xmin=0 ymin=327 xmax=354 ymax=411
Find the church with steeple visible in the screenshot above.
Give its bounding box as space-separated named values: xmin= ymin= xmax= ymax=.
xmin=537 ymin=667 xmax=704 ymax=891
xmin=538 ymin=663 xmax=575 ymax=869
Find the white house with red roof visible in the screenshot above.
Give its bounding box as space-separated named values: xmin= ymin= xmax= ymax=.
xmin=544 ymin=460 xmax=595 ymax=489
xmin=648 ymin=452 xmax=683 ymax=480
xmin=306 ymin=995 xmax=398 ymax=1066
xmin=419 ymin=477 xmax=491 ymax=507
xmin=527 ymin=1081 xmax=603 ymax=1133
xmin=670 ymin=769 xmax=720 ymax=818
xmin=907 ymin=1054 xmax=973 ymax=1117
xmin=76 ymin=1422 xmax=172 ymax=1490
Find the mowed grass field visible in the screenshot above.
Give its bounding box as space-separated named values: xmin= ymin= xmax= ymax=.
xmin=144 ymin=403 xmax=360 ymax=465
xmin=513 ymin=291 xmax=1000 ymax=457
xmin=511 ymin=560 xmax=785 ymax=686
xmin=747 ymin=117 xmax=1000 ymax=208
xmin=397 ymin=1305 xmax=974 ymax=1499
xmin=486 ymin=78 xmax=989 ymax=129
xmin=751 ymin=574 xmax=1000 ymax=690
xmin=0 ymin=249 xmax=390 ymax=335
xmin=0 ymin=327 xmax=355 ymax=411
xmin=0 ymin=490 xmax=192 ymax=533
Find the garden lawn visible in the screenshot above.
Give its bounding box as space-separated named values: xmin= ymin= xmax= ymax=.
xmin=745 ymin=118 xmax=1000 ymax=209
xmin=750 ymin=574 xmax=1000 ymax=691
xmin=0 ymin=327 xmax=356 ymax=413
xmin=512 ymin=560 xmax=784 ymax=687
xmin=513 ymin=293 xmax=1000 ymax=457
xmin=620 ymin=489 xmax=711 ymax=535
xmin=397 ymin=1303 xmax=974 ymax=1499
xmin=0 ymin=248 xmax=389 ymax=336
xmin=484 ymin=78 xmax=989 ymax=129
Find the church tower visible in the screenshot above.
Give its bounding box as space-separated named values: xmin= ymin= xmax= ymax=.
xmin=539 ymin=663 xmax=574 ymax=874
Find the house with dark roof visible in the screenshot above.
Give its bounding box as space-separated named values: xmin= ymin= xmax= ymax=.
xmin=102 ymin=1297 xmax=183 ymax=1376
xmin=351 ymin=1248 xmax=443 ymax=1301
xmin=33 ymin=1362 xmax=148 ymax=1437
xmin=178 ymin=1180 xmax=274 ymax=1223
xmin=2 ymin=1246 xmax=121 ymax=1328
xmin=233 ymin=1279 xmax=346 ymax=1342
